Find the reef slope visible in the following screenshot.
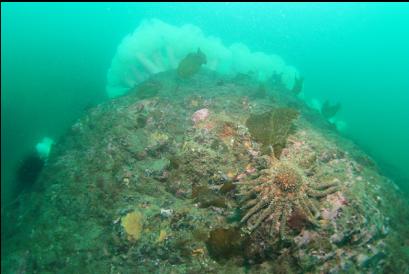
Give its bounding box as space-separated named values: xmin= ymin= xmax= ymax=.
xmin=2 ymin=70 xmax=409 ymax=273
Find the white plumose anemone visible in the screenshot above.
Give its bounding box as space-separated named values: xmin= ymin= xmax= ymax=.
xmin=106 ymin=19 xmax=299 ymax=98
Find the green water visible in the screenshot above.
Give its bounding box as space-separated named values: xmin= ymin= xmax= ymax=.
xmin=1 ymin=3 xmax=409 ymax=271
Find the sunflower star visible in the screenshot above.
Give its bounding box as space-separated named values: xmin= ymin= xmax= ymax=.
xmin=238 ymin=161 xmax=339 ymax=240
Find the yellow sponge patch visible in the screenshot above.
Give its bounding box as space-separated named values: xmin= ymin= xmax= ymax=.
xmin=121 ymin=211 xmax=143 ymax=241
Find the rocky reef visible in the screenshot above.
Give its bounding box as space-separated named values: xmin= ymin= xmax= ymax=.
xmin=2 ymin=69 xmax=409 ymax=273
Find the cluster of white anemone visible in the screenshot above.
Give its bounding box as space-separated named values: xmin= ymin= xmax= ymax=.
xmin=106 ymin=19 xmax=299 ymax=98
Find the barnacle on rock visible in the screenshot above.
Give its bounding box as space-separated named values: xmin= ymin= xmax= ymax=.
xmin=238 ymin=161 xmax=339 ymax=240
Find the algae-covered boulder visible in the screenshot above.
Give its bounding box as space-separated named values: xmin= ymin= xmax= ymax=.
xmin=246 ymin=107 xmax=299 ymax=157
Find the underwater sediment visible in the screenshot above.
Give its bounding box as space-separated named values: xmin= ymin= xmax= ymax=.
xmin=2 ymin=68 xmax=409 ymax=273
